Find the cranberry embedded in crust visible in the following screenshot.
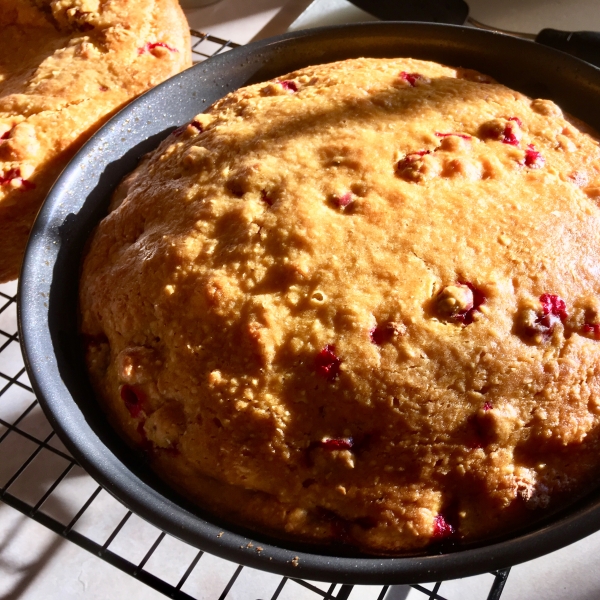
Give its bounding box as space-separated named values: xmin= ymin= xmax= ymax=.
xmin=520 ymin=294 xmax=567 ymax=340
xmin=20 ymin=178 xmax=36 ymax=191
xmin=435 ymin=132 xmax=472 ymax=140
xmin=483 ymin=401 xmax=493 ymax=411
xmin=370 ymin=322 xmax=405 ymax=345
xmin=396 ymin=150 xmax=432 ymax=181
xmin=397 ymin=150 xmax=431 ymax=166
xmin=502 ymin=122 xmax=521 ymax=146
xmin=436 ymin=282 xmax=485 ymax=325
xmin=432 ymin=514 xmax=455 ymax=539
xmin=480 ymin=118 xmax=522 ymax=146
xmin=320 ymin=437 xmax=353 ymax=450
xmin=279 ymin=80 xmax=298 ymax=92
xmin=315 ymin=344 xmax=341 ymax=381
xmin=120 ymin=384 xmax=144 ymax=418
xmin=399 ymin=71 xmax=423 ymax=87
xmin=0 ymin=168 xmax=35 ymax=190
xmin=370 ymin=325 xmax=388 ymax=345
xmin=583 ymin=323 xmax=600 ymax=339
xmin=0 ymin=168 xmax=18 ymax=185
xmin=138 ymin=42 xmax=179 ymax=55
xmin=540 ymin=293 xmax=567 ymax=322
xmin=173 ymin=120 xmax=203 ymax=137
xmin=0 ymin=129 xmax=11 ymax=141
xmin=523 ymin=144 xmax=545 ymax=168
xmin=456 ymin=283 xmax=486 ymax=324
xmin=332 ymin=192 xmax=353 ymax=208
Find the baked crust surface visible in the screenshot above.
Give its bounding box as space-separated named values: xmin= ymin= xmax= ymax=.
xmin=80 ymin=57 xmax=600 ymax=554
xmin=0 ymin=0 xmax=191 ymax=282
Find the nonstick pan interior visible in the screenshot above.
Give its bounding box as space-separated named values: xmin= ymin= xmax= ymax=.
xmin=18 ymin=22 xmax=600 ymax=584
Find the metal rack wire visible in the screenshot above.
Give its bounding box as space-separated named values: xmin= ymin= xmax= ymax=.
xmin=0 ymin=32 xmax=511 ymax=600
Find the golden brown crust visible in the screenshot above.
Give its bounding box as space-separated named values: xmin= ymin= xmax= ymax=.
xmin=0 ymin=0 xmax=191 ymax=282
xmin=80 ymin=57 xmax=600 ymax=554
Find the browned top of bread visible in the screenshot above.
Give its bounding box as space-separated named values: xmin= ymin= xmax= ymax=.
xmin=0 ymin=0 xmax=191 ymax=282
xmin=80 ymin=57 xmax=600 ymax=554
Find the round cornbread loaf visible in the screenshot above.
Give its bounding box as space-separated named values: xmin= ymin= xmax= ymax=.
xmin=80 ymin=57 xmax=600 ymax=554
xmin=0 ymin=0 xmax=191 ymax=282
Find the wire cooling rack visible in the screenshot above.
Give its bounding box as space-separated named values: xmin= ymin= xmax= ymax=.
xmin=0 ymin=31 xmax=511 ymax=600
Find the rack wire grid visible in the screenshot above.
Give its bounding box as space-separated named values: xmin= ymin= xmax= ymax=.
xmin=0 ymin=31 xmax=511 ymax=600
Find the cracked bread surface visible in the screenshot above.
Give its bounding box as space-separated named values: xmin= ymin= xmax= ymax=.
xmin=0 ymin=0 xmax=191 ymax=282
xmin=80 ymin=57 xmax=600 ymax=554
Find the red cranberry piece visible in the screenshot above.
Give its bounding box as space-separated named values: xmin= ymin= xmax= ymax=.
xmin=315 ymin=344 xmax=341 ymax=381
xmin=320 ymin=437 xmax=353 ymax=450
xmin=483 ymin=401 xmax=493 ymax=411
xmin=173 ymin=120 xmax=203 ymax=137
xmin=120 ymin=384 xmax=145 ymax=418
xmin=433 ymin=514 xmax=455 ymax=539
xmin=396 ymin=150 xmax=431 ymax=172
xmin=370 ymin=325 xmax=388 ymax=345
xmin=521 ymin=293 xmax=567 ymax=339
xmin=0 ymin=168 xmax=35 ymax=190
xmin=399 ymin=71 xmax=423 ymax=87
xmin=138 ymin=42 xmax=178 ymax=55
xmin=502 ymin=122 xmax=520 ymax=146
xmin=279 ymin=80 xmax=298 ymax=92
xmin=522 ymin=312 xmax=557 ymax=338
xmin=0 ymin=130 xmax=11 ymax=141
xmin=583 ymin=323 xmax=600 ymax=339
xmin=0 ymin=168 xmax=17 ymax=185
xmin=370 ymin=321 xmax=406 ymax=345
xmin=507 ymin=116 xmax=523 ymax=127
xmin=332 ymin=192 xmax=353 ymax=208
xmin=480 ymin=119 xmax=522 ymax=146
xmin=540 ymin=293 xmax=567 ymax=322
xmin=523 ymin=144 xmax=545 ymax=168
xmin=20 ymin=178 xmax=36 ymax=191
xmin=453 ymin=282 xmax=486 ymax=325
xmin=435 ymin=132 xmax=472 ymax=140
xmin=261 ymin=189 xmax=274 ymax=206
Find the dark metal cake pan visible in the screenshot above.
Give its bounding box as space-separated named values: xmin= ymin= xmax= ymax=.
xmin=17 ymin=23 xmax=600 ymax=584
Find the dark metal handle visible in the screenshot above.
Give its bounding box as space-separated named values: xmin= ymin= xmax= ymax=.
xmin=346 ymin=0 xmax=468 ymax=25
xmin=536 ymin=29 xmax=600 ymax=69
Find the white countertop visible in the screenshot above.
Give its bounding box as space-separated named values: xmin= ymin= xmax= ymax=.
xmin=2 ymin=2 xmax=600 ymax=599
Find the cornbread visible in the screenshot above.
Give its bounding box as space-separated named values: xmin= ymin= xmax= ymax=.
xmin=0 ymin=0 xmax=191 ymax=282
xmin=80 ymin=57 xmax=600 ymax=554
